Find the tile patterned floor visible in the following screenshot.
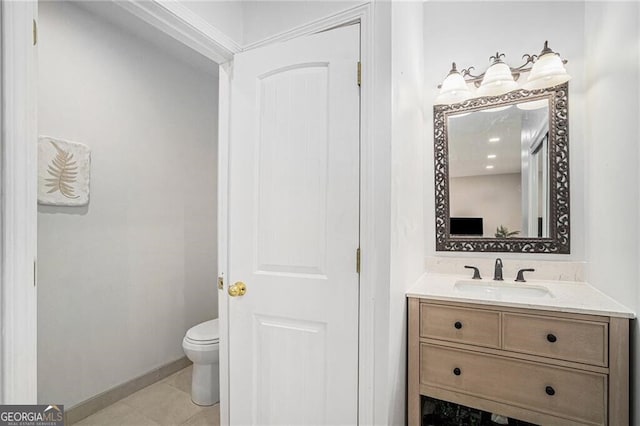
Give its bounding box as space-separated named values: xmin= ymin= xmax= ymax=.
xmin=75 ymin=366 xmax=220 ymax=426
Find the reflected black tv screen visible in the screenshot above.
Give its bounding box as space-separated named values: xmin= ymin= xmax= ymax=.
xmin=450 ymin=217 xmax=483 ymax=236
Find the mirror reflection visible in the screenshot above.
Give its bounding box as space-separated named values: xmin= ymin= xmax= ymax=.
xmin=448 ymin=99 xmax=550 ymax=239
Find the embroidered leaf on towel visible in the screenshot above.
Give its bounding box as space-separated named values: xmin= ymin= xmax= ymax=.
xmin=45 ymin=141 xmax=80 ymax=199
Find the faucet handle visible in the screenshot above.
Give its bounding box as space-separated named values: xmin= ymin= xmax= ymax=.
xmin=515 ymin=268 xmax=535 ymax=282
xmin=464 ymin=265 xmax=482 ymax=280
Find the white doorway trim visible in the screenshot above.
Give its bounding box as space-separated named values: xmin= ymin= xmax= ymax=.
xmin=242 ymin=3 xmax=370 ymax=51
xmin=112 ymin=0 xmax=240 ymax=62
xmin=0 ymin=0 xmax=38 ymax=404
xmin=216 ymin=62 xmax=231 ymax=426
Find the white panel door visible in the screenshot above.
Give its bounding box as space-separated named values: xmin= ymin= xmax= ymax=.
xmin=228 ymin=25 xmax=360 ymax=425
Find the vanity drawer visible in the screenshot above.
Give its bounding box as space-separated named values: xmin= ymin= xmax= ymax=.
xmin=503 ymin=313 xmax=608 ymax=366
xmin=420 ymin=344 xmax=607 ymax=425
xmin=420 ymin=303 xmax=500 ymax=348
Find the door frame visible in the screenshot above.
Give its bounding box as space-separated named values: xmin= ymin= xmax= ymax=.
xmin=218 ymin=4 xmax=378 ymax=425
xmin=0 ymin=0 xmax=38 ymax=404
xmin=1 ymin=2 xmax=379 ymax=424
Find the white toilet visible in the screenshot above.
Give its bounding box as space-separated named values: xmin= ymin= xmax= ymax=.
xmin=182 ymin=319 xmax=220 ymax=406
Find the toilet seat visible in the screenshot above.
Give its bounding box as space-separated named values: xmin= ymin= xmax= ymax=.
xmin=185 ymin=319 xmax=219 ymax=344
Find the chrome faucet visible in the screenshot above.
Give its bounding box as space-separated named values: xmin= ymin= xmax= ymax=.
xmin=493 ymin=258 xmax=503 ymax=281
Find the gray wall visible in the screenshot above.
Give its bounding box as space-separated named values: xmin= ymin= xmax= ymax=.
xmin=424 ymin=1 xmax=586 ymax=261
xmin=37 ymin=1 xmax=218 ymax=408
xmin=450 ymin=173 xmax=522 ymax=237
xmin=583 ymin=2 xmax=640 ymax=421
xmin=241 ymin=1 xmax=365 ymax=45
xmin=388 ymin=2 xmax=426 ymax=424
xmin=181 ymin=1 xmax=244 ymax=45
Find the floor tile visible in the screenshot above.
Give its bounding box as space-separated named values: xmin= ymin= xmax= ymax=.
xmin=75 ymin=401 xmax=159 ymax=426
xmin=122 ymin=382 xmax=203 ymax=426
xmin=163 ymin=365 xmax=192 ymax=394
xmin=181 ymin=404 xmax=220 ymax=426
xmin=111 ymin=411 xmax=160 ymax=426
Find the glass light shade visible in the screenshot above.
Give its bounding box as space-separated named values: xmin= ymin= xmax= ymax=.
xmin=523 ymin=52 xmax=571 ymax=90
xmin=435 ymin=69 xmax=471 ymax=105
xmin=477 ymin=62 xmax=518 ymax=97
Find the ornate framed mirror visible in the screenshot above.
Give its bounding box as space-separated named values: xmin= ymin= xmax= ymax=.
xmin=433 ymin=83 xmax=569 ymax=253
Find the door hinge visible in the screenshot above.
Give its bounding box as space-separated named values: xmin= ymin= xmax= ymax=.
xmin=33 ymin=19 xmax=38 ymax=46
xmin=357 ymin=61 xmax=361 ymax=87
xmin=218 ymin=275 xmax=224 ymax=290
xmin=356 ymin=248 xmax=361 ymax=274
xmin=33 ymin=260 xmax=37 ymax=287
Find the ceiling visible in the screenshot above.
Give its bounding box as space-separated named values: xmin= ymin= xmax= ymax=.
xmin=448 ymin=102 xmax=548 ymax=178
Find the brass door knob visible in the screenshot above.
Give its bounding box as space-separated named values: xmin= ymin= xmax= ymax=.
xmin=228 ymin=282 xmax=247 ymax=297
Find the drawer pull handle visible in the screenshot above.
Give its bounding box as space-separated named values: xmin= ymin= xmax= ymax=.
xmin=454 ymin=321 xmax=463 ymax=329
xmin=545 ymin=386 xmax=555 ymax=396
xmin=546 ymin=334 xmax=557 ymax=343
xmin=453 ymin=368 xmax=461 ymax=376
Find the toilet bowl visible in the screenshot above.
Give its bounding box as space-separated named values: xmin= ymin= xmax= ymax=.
xmin=182 ymin=319 xmax=219 ymax=406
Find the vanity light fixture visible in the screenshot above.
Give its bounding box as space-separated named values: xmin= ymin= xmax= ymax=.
xmin=488 ymin=137 xmax=500 ymax=143
xmin=523 ymin=41 xmax=572 ymax=90
xmin=435 ymin=41 xmax=570 ymax=104
xmin=476 ymin=53 xmax=518 ymax=97
xmin=485 ymin=165 xmax=495 ymax=169
xmin=435 ymin=62 xmax=472 ymax=105
xmin=487 ymin=154 xmax=497 ymax=159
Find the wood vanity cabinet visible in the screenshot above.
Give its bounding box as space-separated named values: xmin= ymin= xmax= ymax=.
xmin=407 ymin=298 xmax=630 ymax=426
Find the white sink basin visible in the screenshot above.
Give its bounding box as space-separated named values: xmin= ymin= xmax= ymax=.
xmin=454 ymin=280 xmax=553 ymax=300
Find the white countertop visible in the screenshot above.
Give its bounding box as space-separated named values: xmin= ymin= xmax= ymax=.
xmin=406 ymin=272 xmax=635 ymax=319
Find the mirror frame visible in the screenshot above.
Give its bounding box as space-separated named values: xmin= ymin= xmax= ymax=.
xmin=434 ymin=82 xmax=570 ymax=253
